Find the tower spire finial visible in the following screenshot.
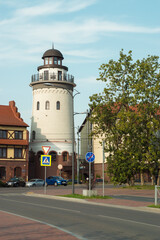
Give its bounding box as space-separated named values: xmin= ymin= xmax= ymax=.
xmin=52 ymin=42 xmax=54 ymax=49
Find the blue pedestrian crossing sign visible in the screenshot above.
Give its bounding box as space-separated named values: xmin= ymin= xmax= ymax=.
xmin=85 ymin=152 xmax=95 ymax=163
xmin=41 ymin=155 xmax=51 ymax=166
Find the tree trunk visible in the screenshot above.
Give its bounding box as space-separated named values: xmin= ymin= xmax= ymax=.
xmin=151 ymin=174 xmax=154 ymax=185
xmin=157 ymin=170 xmax=160 ymax=186
xmin=131 ymin=177 xmax=135 ymax=186
xmin=140 ymin=172 xmax=144 ymax=186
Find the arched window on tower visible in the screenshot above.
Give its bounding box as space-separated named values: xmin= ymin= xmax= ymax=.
xmin=45 ymin=101 xmax=50 ymax=110
xmin=56 ymin=101 xmax=60 ymax=110
xmin=37 ymin=101 xmax=40 ymax=110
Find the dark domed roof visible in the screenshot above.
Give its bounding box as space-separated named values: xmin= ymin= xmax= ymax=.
xmin=42 ymin=48 xmax=64 ymax=59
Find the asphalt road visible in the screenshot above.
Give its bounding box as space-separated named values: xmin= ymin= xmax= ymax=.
xmin=0 ymin=192 xmax=160 ymax=240
xmin=110 ymin=195 xmax=155 ymax=203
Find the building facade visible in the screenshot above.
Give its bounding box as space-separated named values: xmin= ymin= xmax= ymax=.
xmin=0 ymin=101 xmax=29 ymax=182
xmin=29 ymin=47 xmax=76 ymax=179
xmin=78 ymin=115 xmax=109 ymax=181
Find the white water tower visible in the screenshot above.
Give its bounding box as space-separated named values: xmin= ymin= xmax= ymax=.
xmin=29 ymin=47 xmax=76 ymax=178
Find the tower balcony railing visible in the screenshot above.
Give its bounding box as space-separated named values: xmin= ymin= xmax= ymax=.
xmin=31 ymin=73 xmax=74 ymax=84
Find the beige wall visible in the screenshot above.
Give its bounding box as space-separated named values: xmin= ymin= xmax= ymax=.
xmin=80 ymin=119 xmax=108 ymax=164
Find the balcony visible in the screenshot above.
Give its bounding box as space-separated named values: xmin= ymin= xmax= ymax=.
xmin=31 ymin=73 xmax=74 ymax=84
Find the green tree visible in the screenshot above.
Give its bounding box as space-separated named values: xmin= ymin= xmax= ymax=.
xmin=89 ymin=50 xmax=160 ymax=185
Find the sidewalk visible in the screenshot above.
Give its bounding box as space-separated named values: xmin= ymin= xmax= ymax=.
xmin=0 ymin=210 xmax=80 ymax=240
xmin=26 ymin=185 xmax=156 ymax=208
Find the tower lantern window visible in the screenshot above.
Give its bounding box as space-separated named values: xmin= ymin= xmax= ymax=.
xmin=58 ymin=71 xmax=62 ymax=81
xmin=45 ymin=58 xmax=49 ymax=65
xmin=49 ymin=57 xmax=52 ymax=64
xmin=54 ymin=57 xmax=58 ymax=64
xmin=44 ymin=71 xmax=49 ymax=80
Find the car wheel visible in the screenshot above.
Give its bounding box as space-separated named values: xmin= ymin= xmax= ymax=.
xmin=64 ymin=184 xmax=67 ymax=186
xmin=54 ymin=182 xmax=58 ymax=186
xmin=33 ymin=184 xmax=36 ymax=187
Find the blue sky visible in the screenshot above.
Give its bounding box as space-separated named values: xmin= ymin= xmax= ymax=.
xmin=1 ymin=0 xmax=160 ymax=130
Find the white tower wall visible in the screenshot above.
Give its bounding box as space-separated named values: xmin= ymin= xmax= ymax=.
xmin=31 ymin=88 xmax=73 ymax=141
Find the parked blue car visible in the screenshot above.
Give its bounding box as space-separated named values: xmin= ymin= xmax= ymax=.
xmin=46 ymin=176 xmax=67 ymax=186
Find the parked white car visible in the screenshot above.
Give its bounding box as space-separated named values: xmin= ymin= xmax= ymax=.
xmin=26 ymin=179 xmax=45 ymax=187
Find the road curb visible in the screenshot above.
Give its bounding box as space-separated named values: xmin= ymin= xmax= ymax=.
xmin=24 ymin=192 xmax=160 ymax=214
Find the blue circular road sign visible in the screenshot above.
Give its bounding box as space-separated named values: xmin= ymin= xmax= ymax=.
xmin=85 ymin=152 xmax=95 ymax=163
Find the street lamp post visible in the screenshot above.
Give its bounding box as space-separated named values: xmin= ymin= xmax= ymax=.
xmin=71 ymin=90 xmax=81 ymax=194
xmin=74 ymin=113 xmax=88 ymax=185
xmin=77 ymin=127 xmax=80 ymax=184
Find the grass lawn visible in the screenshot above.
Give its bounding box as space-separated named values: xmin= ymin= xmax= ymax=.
xmin=59 ymin=194 xmax=112 ymax=199
xmin=148 ymin=204 xmax=160 ymax=208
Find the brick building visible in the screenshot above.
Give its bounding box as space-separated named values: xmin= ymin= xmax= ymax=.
xmin=0 ymin=101 xmax=29 ymax=182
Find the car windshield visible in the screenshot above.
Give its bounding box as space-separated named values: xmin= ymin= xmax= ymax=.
xmin=29 ymin=179 xmax=35 ymax=182
xmin=57 ymin=177 xmax=64 ymax=180
xmin=9 ymin=178 xmax=19 ymax=182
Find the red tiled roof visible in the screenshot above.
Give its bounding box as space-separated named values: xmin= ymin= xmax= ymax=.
xmin=0 ymin=139 xmax=28 ymax=146
xmin=0 ymin=101 xmax=29 ymax=127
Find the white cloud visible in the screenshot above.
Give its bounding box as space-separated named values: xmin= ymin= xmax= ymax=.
xmin=15 ymin=0 xmax=97 ymax=17
xmin=0 ymin=0 xmax=160 ymax=64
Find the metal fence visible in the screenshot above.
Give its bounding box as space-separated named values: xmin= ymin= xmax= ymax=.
xmin=31 ymin=73 xmax=74 ymax=83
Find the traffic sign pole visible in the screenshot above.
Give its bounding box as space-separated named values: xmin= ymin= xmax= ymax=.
xmin=41 ymin=148 xmax=51 ymax=195
xmin=89 ymin=162 xmax=91 ymax=196
xmin=44 ymin=166 xmax=46 ymax=194
xmin=85 ymin=152 xmax=95 ymax=197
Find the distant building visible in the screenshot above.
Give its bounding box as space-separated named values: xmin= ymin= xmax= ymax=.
xmin=0 ymin=101 xmax=29 ymax=182
xmin=78 ymin=114 xmax=109 ymax=181
xmin=29 ymin=47 xmax=76 ymax=179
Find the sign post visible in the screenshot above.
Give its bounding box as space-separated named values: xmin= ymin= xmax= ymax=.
xmin=41 ymin=146 xmax=51 ymax=194
xmin=85 ymin=152 xmax=95 ymax=197
xmin=58 ymin=164 xmax=63 ymax=177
